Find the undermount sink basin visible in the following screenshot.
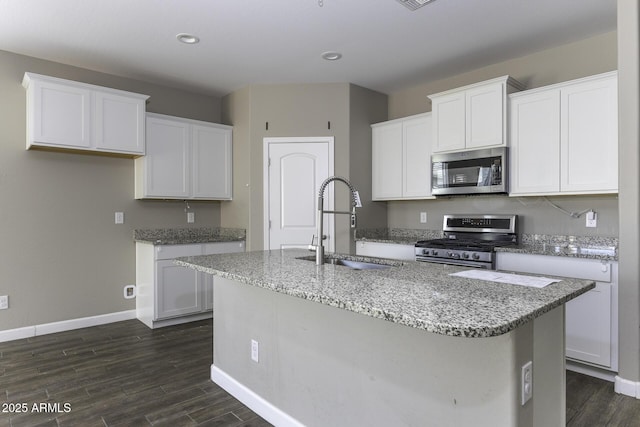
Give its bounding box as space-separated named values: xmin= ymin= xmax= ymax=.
xmin=330 ymin=259 xmax=392 ymax=270
xmin=297 ymin=255 xmax=395 ymax=270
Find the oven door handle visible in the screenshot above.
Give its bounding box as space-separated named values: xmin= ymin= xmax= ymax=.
xmin=415 ymin=257 xmax=492 ymax=270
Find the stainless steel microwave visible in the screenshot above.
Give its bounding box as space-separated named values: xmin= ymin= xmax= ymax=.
xmin=431 ymin=147 xmax=508 ymax=196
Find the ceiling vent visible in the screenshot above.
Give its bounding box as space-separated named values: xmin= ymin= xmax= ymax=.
xmin=396 ymin=0 xmax=436 ymax=11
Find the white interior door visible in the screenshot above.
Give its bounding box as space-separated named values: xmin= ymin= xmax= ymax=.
xmin=264 ymin=137 xmax=334 ymax=250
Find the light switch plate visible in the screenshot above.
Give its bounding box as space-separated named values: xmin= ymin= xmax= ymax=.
xmin=115 ymin=212 xmax=124 ymax=224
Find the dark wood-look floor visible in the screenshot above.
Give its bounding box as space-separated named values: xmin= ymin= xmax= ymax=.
xmin=1 ymin=319 xmax=640 ymax=427
xmin=0 ymin=319 xmax=271 ymax=427
xmin=567 ymin=369 xmax=640 ymax=427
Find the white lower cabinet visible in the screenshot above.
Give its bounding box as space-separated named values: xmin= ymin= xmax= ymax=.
xmin=355 ymin=241 xmax=416 ymax=261
xmin=135 ymin=241 xmax=244 ymax=328
xmin=496 ymin=252 xmax=618 ymax=372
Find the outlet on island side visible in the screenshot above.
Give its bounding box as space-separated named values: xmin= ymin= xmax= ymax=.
xmin=251 ymin=339 xmax=259 ymax=363
xmin=521 ymin=361 xmax=533 ymax=405
xmin=0 ymin=295 xmax=8 ymax=310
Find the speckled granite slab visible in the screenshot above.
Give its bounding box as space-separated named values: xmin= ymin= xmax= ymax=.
xmin=357 ymin=229 xmax=619 ymax=261
xmin=356 ymin=228 xmax=443 ymax=245
xmin=134 ymin=227 xmax=246 ymax=245
xmin=176 ymin=249 xmax=594 ymax=338
xmin=496 ymin=233 xmax=618 ymax=261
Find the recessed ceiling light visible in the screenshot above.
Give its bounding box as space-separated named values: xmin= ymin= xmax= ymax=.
xmin=321 ymin=51 xmax=342 ymax=61
xmin=176 ymin=33 xmax=200 ymax=44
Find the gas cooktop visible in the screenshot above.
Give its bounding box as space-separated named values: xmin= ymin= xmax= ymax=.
xmin=415 ymin=214 xmax=518 ymax=269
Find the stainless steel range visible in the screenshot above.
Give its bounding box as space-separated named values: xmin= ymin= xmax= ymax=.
xmin=415 ymin=214 xmax=518 ymax=269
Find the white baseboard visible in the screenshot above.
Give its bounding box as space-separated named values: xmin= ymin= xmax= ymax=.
xmin=566 ymin=360 xmax=616 ymax=382
xmin=0 ymin=310 xmax=137 ymax=343
xmin=615 ymin=375 xmax=640 ymax=398
xmin=211 ymin=364 xmax=304 ymax=427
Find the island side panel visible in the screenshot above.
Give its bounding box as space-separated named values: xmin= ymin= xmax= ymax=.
xmin=533 ymin=305 xmax=566 ymax=426
xmin=212 ymin=276 xmax=546 ymax=427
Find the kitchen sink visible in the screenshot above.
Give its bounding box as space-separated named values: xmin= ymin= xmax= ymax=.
xmin=296 ymin=255 xmax=396 ymax=270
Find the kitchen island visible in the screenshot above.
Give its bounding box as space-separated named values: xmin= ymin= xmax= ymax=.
xmin=176 ymin=249 xmax=595 ymax=427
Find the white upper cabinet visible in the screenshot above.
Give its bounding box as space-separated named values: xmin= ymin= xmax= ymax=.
xmin=430 ymin=91 xmax=465 ymax=152
xmin=94 ymin=91 xmax=146 ymax=153
xmin=135 ymin=113 xmax=233 ymax=200
xmin=22 ymin=72 xmax=148 ymax=155
xmin=429 ymin=76 xmax=524 ymax=153
xmin=509 ymin=71 xmax=618 ymax=196
xmin=509 ymin=90 xmax=562 ymax=194
xmin=191 ymin=124 xmax=233 ymax=199
xmin=372 ymin=113 xmax=433 ymax=200
xmin=372 ymin=120 xmax=403 ymax=199
xmin=560 ymin=74 xmax=618 ymax=193
xmin=139 ymin=115 xmax=190 ymax=198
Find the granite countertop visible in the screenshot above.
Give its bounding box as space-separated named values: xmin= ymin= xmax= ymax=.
xmin=495 ymin=234 xmax=618 ymax=261
xmin=495 ymin=244 xmax=618 ymax=261
xmin=355 ymin=228 xmax=442 ymax=245
xmin=176 ymin=249 xmax=594 ymax=338
xmin=134 ymin=227 xmax=246 ymax=245
xmin=357 ymin=229 xmax=619 ymax=261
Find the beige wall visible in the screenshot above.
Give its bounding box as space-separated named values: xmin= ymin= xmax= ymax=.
xmin=0 ymin=50 xmax=223 ymax=330
xmin=221 ymin=83 xmax=387 ymax=252
xmin=348 ymin=84 xmax=389 ymax=241
xmin=616 ymin=0 xmax=640 ymax=384
xmin=386 ymin=20 xmax=640 ymax=386
xmin=384 ymin=31 xmax=619 ymax=238
xmin=389 ymin=31 xmax=617 ymax=120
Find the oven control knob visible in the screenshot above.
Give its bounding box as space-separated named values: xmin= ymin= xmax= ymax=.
xmin=472 ymin=253 xmax=480 ymax=260
xmin=432 ymin=250 xmax=438 ymax=256
xmin=421 ymin=249 xmax=429 ymax=255
xmin=448 ymin=252 xmax=460 ymax=259
xmin=462 ymin=252 xmax=469 ymax=259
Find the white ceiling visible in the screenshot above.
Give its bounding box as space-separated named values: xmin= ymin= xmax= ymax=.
xmin=0 ymin=0 xmax=616 ymax=97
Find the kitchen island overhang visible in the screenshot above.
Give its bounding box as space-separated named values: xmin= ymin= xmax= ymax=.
xmin=176 ymin=249 xmax=595 ymax=427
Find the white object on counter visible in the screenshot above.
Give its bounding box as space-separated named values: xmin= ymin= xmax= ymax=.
xmin=450 ymin=269 xmax=561 ymax=288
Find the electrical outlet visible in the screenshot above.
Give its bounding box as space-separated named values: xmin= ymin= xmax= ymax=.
xmin=251 ymin=339 xmax=259 ymax=362
xmin=420 ymin=212 xmax=427 ymax=224
xmin=586 ymin=211 xmax=597 ymax=228
xmin=187 ymin=212 xmax=195 ymax=223
xmin=521 ymin=361 xmax=533 ymax=405
xmin=123 ymin=285 xmax=136 ymax=299
xmin=115 ymin=212 xmax=124 ymax=224
xmin=0 ymin=295 xmax=8 ymax=310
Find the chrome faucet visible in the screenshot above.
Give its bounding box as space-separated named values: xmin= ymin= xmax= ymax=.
xmin=309 ymin=176 xmax=361 ymax=265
